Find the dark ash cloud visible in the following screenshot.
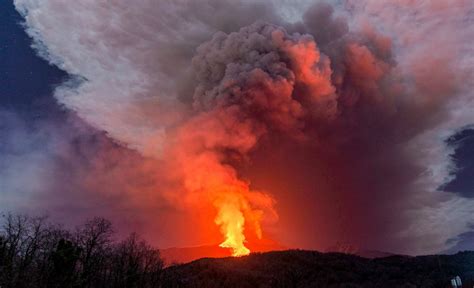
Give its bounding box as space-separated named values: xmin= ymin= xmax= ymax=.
xmin=7 ymin=0 xmax=474 ymax=254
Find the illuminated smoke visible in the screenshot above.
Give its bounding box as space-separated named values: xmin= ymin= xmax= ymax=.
xmin=10 ymin=0 xmax=474 ymax=254
xmin=160 ymin=22 xmax=339 ymax=254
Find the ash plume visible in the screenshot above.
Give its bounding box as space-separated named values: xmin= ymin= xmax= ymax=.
xmin=8 ymin=0 xmax=474 ymax=254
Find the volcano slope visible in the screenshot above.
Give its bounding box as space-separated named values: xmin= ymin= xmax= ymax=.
xmin=161 ymin=250 xmax=474 ymax=288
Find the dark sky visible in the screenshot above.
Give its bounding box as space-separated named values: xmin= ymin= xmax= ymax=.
xmin=1 ymin=0 xmax=473 ymax=253
xmin=0 ymin=0 xmax=66 ymax=116
xmin=443 ymin=129 xmax=474 ymax=198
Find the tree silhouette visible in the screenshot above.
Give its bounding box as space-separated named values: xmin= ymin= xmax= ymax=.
xmin=0 ymin=213 xmax=164 ymax=288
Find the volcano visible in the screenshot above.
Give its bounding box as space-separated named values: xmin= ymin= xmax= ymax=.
xmin=160 ymin=239 xmax=286 ymax=265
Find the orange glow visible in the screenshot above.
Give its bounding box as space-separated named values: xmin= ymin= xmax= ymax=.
xmin=214 ymin=190 xmax=264 ymax=256
xmin=215 ymin=194 xmax=250 ymax=256
xmin=165 ymin=110 xmax=277 ymax=257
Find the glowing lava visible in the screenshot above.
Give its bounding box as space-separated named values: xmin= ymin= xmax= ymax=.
xmin=214 ymin=193 xmax=251 ymax=256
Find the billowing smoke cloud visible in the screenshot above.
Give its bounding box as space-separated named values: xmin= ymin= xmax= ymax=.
xmin=9 ymin=0 xmax=474 ymax=254
xmin=163 ymin=22 xmax=339 ymax=254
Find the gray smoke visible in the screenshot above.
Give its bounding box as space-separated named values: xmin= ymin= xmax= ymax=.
xmin=6 ymin=0 xmax=474 ymax=254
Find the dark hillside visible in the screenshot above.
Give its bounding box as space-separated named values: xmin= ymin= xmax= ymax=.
xmin=162 ymin=250 xmax=474 ymax=288
xmin=1 ymin=214 xmax=472 ymax=287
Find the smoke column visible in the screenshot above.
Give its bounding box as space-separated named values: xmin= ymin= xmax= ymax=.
xmin=161 ymin=22 xmax=340 ymax=254
xmin=11 ymin=0 xmax=474 ymax=255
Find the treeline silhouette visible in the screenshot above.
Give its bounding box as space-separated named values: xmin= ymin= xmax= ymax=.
xmin=1 ymin=214 xmax=473 ymax=288
xmin=0 ymin=214 xmax=163 ymax=288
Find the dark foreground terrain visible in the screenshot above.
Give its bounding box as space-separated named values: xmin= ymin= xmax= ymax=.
xmin=1 ymin=214 xmax=473 ymax=287
xmin=162 ymin=250 xmax=474 ymax=288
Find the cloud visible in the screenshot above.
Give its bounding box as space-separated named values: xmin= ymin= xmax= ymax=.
xmin=9 ymin=0 xmax=474 ymax=254
xmin=0 ymin=110 xmax=199 ymax=247
xmin=14 ymin=0 xmax=283 ymax=157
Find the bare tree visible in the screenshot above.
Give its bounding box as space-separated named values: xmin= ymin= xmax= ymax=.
xmin=109 ymin=233 xmax=163 ymax=288
xmin=0 ymin=214 xmax=163 ymax=288
xmin=0 ymin=214 xmax=50 ymax=287
xmin=75 ymin=217 xmax=113 ymax=287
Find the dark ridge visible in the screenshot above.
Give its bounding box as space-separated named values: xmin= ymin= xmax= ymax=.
xmin=161 ymin=249 xmax=474 ymax=288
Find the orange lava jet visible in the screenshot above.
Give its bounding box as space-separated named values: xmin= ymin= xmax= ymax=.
xmin=212 ymin=183 xmax=272 ymax=256
xmin=216 ymin=207 xmax=249 ymax=256
xmin=214 ymin=192 xmax=252 ymax=256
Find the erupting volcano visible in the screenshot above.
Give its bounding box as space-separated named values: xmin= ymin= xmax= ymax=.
xmin=10 ymin=0 xmax=474 ymax=260
xmin=164 ymin=22 xmax=340 ymax=256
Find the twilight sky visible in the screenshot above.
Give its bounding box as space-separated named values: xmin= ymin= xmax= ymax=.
xmin=1 ymin=0 xmax=473 ymax=255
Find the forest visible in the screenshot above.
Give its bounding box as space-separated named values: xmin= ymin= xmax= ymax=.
xmin=0 ymin=214 xmax=163 ymax=288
